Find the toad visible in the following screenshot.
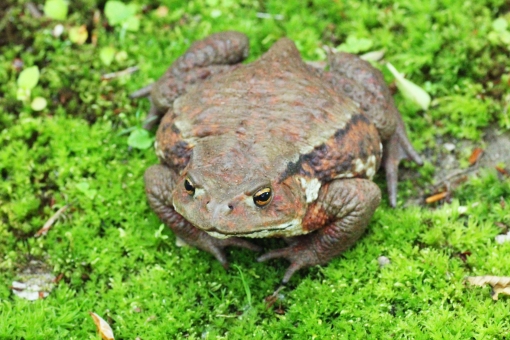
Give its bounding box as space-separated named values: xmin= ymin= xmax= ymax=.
xmin=131 ymin=31 xmax=422 ymax=283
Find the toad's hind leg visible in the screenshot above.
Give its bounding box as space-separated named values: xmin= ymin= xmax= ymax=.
xmin=145 ymin=164 xmax=261 ymax=269
xmin=323 ymin=52 xmax=423 ymax=206
xmin=258 ymin=178 xmax=381 ymax=284
xmin=131 ymin=31 xmax=249 ymax=130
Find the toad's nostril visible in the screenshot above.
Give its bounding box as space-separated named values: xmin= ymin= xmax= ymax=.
xmin=227 ymin=204 xmax=234 ymax=210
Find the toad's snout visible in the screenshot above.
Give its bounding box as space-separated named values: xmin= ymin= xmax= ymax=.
xmin=206 ymin=199 xmax=235 ymax=219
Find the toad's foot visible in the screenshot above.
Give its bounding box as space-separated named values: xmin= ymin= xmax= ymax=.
xmin=194 ymin=233 xmax=261 ymax=269
xmin=258 ymin=236 xmax=322 ymax=284
xmin=259 ymin=178 xmax=381 ymax=284
xmin=145 ymin=164 xmax=260 ymax=269
xmin=383 ymin=115 xmax=423 ymax=207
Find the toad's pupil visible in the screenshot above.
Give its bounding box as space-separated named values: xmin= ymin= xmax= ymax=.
xmin=254 ymin=188 xmax=272 ymax=206
xmin=184 ymin=179 xmax=195 ymax=194
xmin=257 ymin=192 xmax=270 ymax=201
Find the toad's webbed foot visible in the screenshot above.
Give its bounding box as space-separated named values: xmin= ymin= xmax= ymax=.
xmin=258 ymin=237 xmax=322 ymax=284
xmin=199 ymin=235 xmax=261 ymax=269
xmin=383 ymin=115 xmax=423 ymax=207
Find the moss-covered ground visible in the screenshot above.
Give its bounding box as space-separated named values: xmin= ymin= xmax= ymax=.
xmin=1 ymin=0 xmax=510 ymax=338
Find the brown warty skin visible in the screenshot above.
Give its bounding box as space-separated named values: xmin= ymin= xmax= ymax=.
xmin=132 ymin=31 xmax=423 ymax=284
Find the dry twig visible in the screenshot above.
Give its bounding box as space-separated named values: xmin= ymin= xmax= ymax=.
xmin=101 ymin=66 xmax=139 ymax=80
xmin=35 ymin=205 xmax=68 ymax=237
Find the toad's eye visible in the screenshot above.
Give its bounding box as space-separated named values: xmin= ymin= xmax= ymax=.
xmin=184 ymin=178 xmax=195 ymax=195
xmin=253 ymin=187 xmax=272 ymax=207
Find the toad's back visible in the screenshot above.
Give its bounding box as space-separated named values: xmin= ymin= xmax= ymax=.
xmin=157 ymin=38 xmax=382 ymax=183
xmin=173 ymin=39 xmax=363 ymax=156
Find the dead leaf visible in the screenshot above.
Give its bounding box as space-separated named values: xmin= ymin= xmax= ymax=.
xmin=53 ymin=273 xmax=64 ymax=283
xmin=155 ymin=6 xmax=169 ymax=17
xmin=89 ymin=312 xmax=115 ymax=340
xmin=495 ymin=222 xmax=509 ymax=233
xmin=468 ymin=148 xmax=484 ymax=166
xmin=496 ymin=165 xmax=509 ymax=177
xmin=456 ymin=251 xmax=472 ymax=263
xmin=425 ymin=191 xmax=448 ymax=204
xmin=466 ymin=276 xmax=510 ymax=300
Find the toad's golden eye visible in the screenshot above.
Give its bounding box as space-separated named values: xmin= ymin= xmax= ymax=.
xmin=253 ymin=187 xmax=272 ymax=207
xmin=184 ymin=178 xmax=195 ymax=195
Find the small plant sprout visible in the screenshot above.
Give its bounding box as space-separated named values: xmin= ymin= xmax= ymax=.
xmin=16 ymin=66 xmax=40 ymax=102
xmin=488 ymin=17 xmax=510 ymax=47
xmin=154 ymin=224 xmax=168 ymax=240
xmin=99 ymin=46 xmax=116 ymax=66
xmin=16 ymin=65 xmax=48 ymax=110
xmin=104 ymin=0 xmax=140 ymax=40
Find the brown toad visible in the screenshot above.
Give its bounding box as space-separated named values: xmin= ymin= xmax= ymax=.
xmin=132 ymin=31 xmax=422 ymax=283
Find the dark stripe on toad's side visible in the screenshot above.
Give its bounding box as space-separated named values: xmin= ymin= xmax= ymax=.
xmin=279 ymin=113 xmax=381 ymax=183
xmin=157 ymin=113 xmax=193 ymax=171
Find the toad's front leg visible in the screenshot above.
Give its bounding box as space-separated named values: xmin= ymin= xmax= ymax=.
xmin=145 ymin=164 xmax=261 ymax=268
xmin=258 ymin=178 xmax=381 ymax=284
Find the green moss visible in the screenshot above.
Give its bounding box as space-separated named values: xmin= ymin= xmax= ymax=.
xmin=1 ymin=0 xmax=509 ymax=338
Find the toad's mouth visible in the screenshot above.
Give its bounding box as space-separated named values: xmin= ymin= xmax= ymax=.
xmin=202 ymin=218 xmax=305 ymax=239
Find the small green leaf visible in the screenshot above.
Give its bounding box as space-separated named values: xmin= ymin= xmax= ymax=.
xmin=127 ymin=129 xmax=154 ymax=149
xmin=16 ymin=87 xmax=31 ymax=102
xmin=124 ymin=16 xmax=140 ymax=32
xmin=492 ymin=17 xmax=508 ymax=33
xmin=68 ymin=25 xmax=88 ymax=45
xmin=43 ymin=0 xmax=68 ymax=20
xmin=361 ymin=50 xmax=385 ymax=62
xmin=99 ymin=47 xmax=116 ymax=66
xmin=76 ymin=182 xmax=97 ymax=199
xmin=104 ymin=1 xmax=131 ymax=26
xmin=499 ymin=30 xmax=510 ymax=44
xmin=336 ymin=36 xmax=373 ymax=54
xmin=386 ymin=62 xmax=431 ymax=111
xmin=31 ymin=97 xmax=47 ymax=111
xmin=75 ymin=182 xmax=89 ymax=192
xmin=126 ymin=3 xmax=138 ymax=16
xmin=115 ymin=50 xmax=128 ymax=63
xmin=210 ymin=9 xmax=222 ymax=18
xmin=17 ymin=66 xmax=40 ymax=90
